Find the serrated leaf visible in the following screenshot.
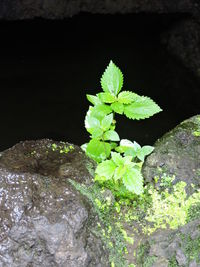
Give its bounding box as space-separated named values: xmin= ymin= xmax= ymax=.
xmin=86 ymin=139 xmax=111 ymax=163
xmin=85 ymin=114 xmax=100 ymax=130
xmin=120 ymin=139 xmax=134 ymax=148
xmin=114 ymin=165 xmax=126 ymax=181
xmin=104 ymin=130 xmax=120 ymax=141
xmin=124 ymin=148 xmax=137 ymax=158
xmin=118 ymin=91 xmax=139 ymax=104
xmin=90 ymin=104 xmax=112 ymax=121
xmin=111 ymin=152 xmax=124 ymax=166
xmin=123 ymin=168 xmax=144 ymax=195
xmin=101 ymin=113 xmax=113 ymax=131
xmin=101 ymin=60 xmax=123 ymax=96
xmin=97 ymin=92 xmax=116 ymax=103
xmin=124 ymin=96 xmax=162 ymax=120
xmin=86 ymin=94 xmax=102 ymax=105
xmin=137 ymin=145 xmax=154 ymax=161
xmin=95 ymin=160 xmax=116 ymax=180
xmin=91 ymin=128 xmax=103 ymax=138
xmin=111 ymin=102 xmax=124 ymax=114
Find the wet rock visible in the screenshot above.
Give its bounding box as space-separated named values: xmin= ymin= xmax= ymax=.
xmin=137 ymin=219 xmax=200 ymax=267
xmin=0 ymin=139 xmax=108 ymax=267
xmin=142 ymin=115 xmax=200 ymax=195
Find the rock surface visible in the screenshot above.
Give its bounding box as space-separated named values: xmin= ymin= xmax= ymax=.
xmin=0 ymin=0 xmax=197 ymax=20
xmin=0 ymin=139 xmax=108 ymax=267
xmin=162 ymin=19 xmax=200 ymax=79
xmin=137 ymin=219 xmax=200 ymax=267
xmin=142 ymin=115 xmax=200 ymax=195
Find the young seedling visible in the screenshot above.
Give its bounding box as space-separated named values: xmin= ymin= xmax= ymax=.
xmin=82 ymin=60 xmax=162 ymax=196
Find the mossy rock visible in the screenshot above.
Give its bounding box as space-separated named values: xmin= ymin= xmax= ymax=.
xmin=142 ymin=115 xmax=200 ymax=195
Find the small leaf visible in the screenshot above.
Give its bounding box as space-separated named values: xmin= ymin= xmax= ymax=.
xmin=124 ymin=96 xmax=162 ymax=120
xmin=104 ymin=130 xmax=120 ymax=141
xmin=86 ymin=94 xmax=102 ymax=105
xmin=110 ymin=142 xmax=118 ymax=150
xmin=132 ymin=141 xmax=141 ymax=151
xmin=111 ymin=102 xmax=124 ymax=114
xmin=123 ymin=168 xmax=144 ymax=195
xmin=101 ymin=114 xmax=113 ymax=131
xmin=114 ymin=165 xmax=126 ymax=181
xmin=118 ymin=91 xmax=139 ymax=104
xmin=98 ymin=92 xmax=116 ymax=103
xmin=95 ymin=160 xmax=116 ymax=180
xmin=120 ymin=139 xmax=134 ymax=148
xmin=90 ymin=104 xmax=112 ymax=121
xmin=86 ymin=139 xmax=111 ymax=163
xmin=111 ymin=152 xmax=124 ymax=166
xmin=91 ymin=128 xmax=104 ymax=138
xmin=137 ymin=145 xmax=154 ymax=161
xmin=101 ymin=60 xmax=123 ymax=96
xmin=85 ymin=113 xmax=100 ymax=130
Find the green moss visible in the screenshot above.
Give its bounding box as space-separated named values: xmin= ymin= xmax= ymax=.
xmin=180 ymin=234 xmax=200 ymax=264
xmin=68 ymin=179 xmax=128 ymax=267
xmin=168 ymin=256 xmax=179 ymax=267
xmin=144 ymin=181 xmax=200 ymax=234
xmin=51 ymin=143 xmax=74 ymax=154
xmin=136 ymin=243 xmax=157 ymax=267
xmin=186 ymin=203 xmax=200 ymax=222
xmin=143 ymin=256 xmax=157 ymax=267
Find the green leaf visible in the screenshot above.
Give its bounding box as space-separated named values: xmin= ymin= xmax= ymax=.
xmin=86 ymin=94 xmax=102 ymax=105
xmin=132 ymin=141 xmax=141 ymax=151
xmin=95 ymin=159 xmax=116 ymax=180
xmin=118 ymin=91 xmax=139 ymax=104
xmin=101 ymin=60 xmax=123 ymax=96
xmin=85 ymin=113 xmax=100 ymax=130
xmin=110 ymin=142 xmax=118 ymax=150
xmin=137 ymin=145 xmax=154 ymax=161
xmin=104 ymin=130 xmax=120 ymax=141
xmin=90 ymin=104 xmax=112 ymax=121
xmin=124 ymin=96 xmax=162 ymax=120
xmin=111 ymin=102 xmax=124 ymax=114
xmin=111 ymin=152 xmax=124 ymax=166
xmin=101 ymin=114 xmax=113 ymax=131
xmin=91 ymin=128 xmax=104 ymax=138
xmin=114 ymin=165 xmax=127 ymax=181
xmin=97 ymin=92 xmax=116 ymax=103
xmin=81 ymin=143 xmax=88 ymax=152
xmin=123 ymin=168 xmax=144 ymax=195
xmin=120 ymin=139 xmax=134 ymax=148
xmin=86 ymin=139 xmax=111 ymax=163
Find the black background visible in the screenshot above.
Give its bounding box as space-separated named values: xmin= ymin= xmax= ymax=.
xmin=0 ymin=13 xmax=199 ymax=151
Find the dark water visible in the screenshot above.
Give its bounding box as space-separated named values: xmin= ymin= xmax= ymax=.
xmin=0 ymin=14 xmax=199 ymax=151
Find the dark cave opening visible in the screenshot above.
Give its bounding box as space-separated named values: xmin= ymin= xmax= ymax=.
xmin=0 ymin=13 xmax=199 ymax=151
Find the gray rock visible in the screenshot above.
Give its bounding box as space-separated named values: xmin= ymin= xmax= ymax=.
xmin=0 ymin=139 xmax=108 ymax=267
xmin=142 ymin=115 xmax=200 ymax=195
xmin=137 ymin=220 xmax=200 ymax=267
xmin=176 ymin=249 xmax=187 ymax=266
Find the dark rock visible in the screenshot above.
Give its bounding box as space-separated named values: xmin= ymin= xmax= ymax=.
xmin=0 ymin=139 xmax=108 ymax=267
xmin=162 ymin=19 xmax=200 ymax=79
xmin=142 ymin=115 xmax=200 ymax=195
xmin=0 ymin=0 xmax=197 ymax=20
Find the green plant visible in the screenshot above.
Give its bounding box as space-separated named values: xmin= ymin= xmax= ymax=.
xmin=82 ymin=60 xmax=162 ymax=196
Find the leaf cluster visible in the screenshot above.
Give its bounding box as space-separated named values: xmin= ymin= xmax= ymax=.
xmin=82 ymin=60 xmax=162 ymax=197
